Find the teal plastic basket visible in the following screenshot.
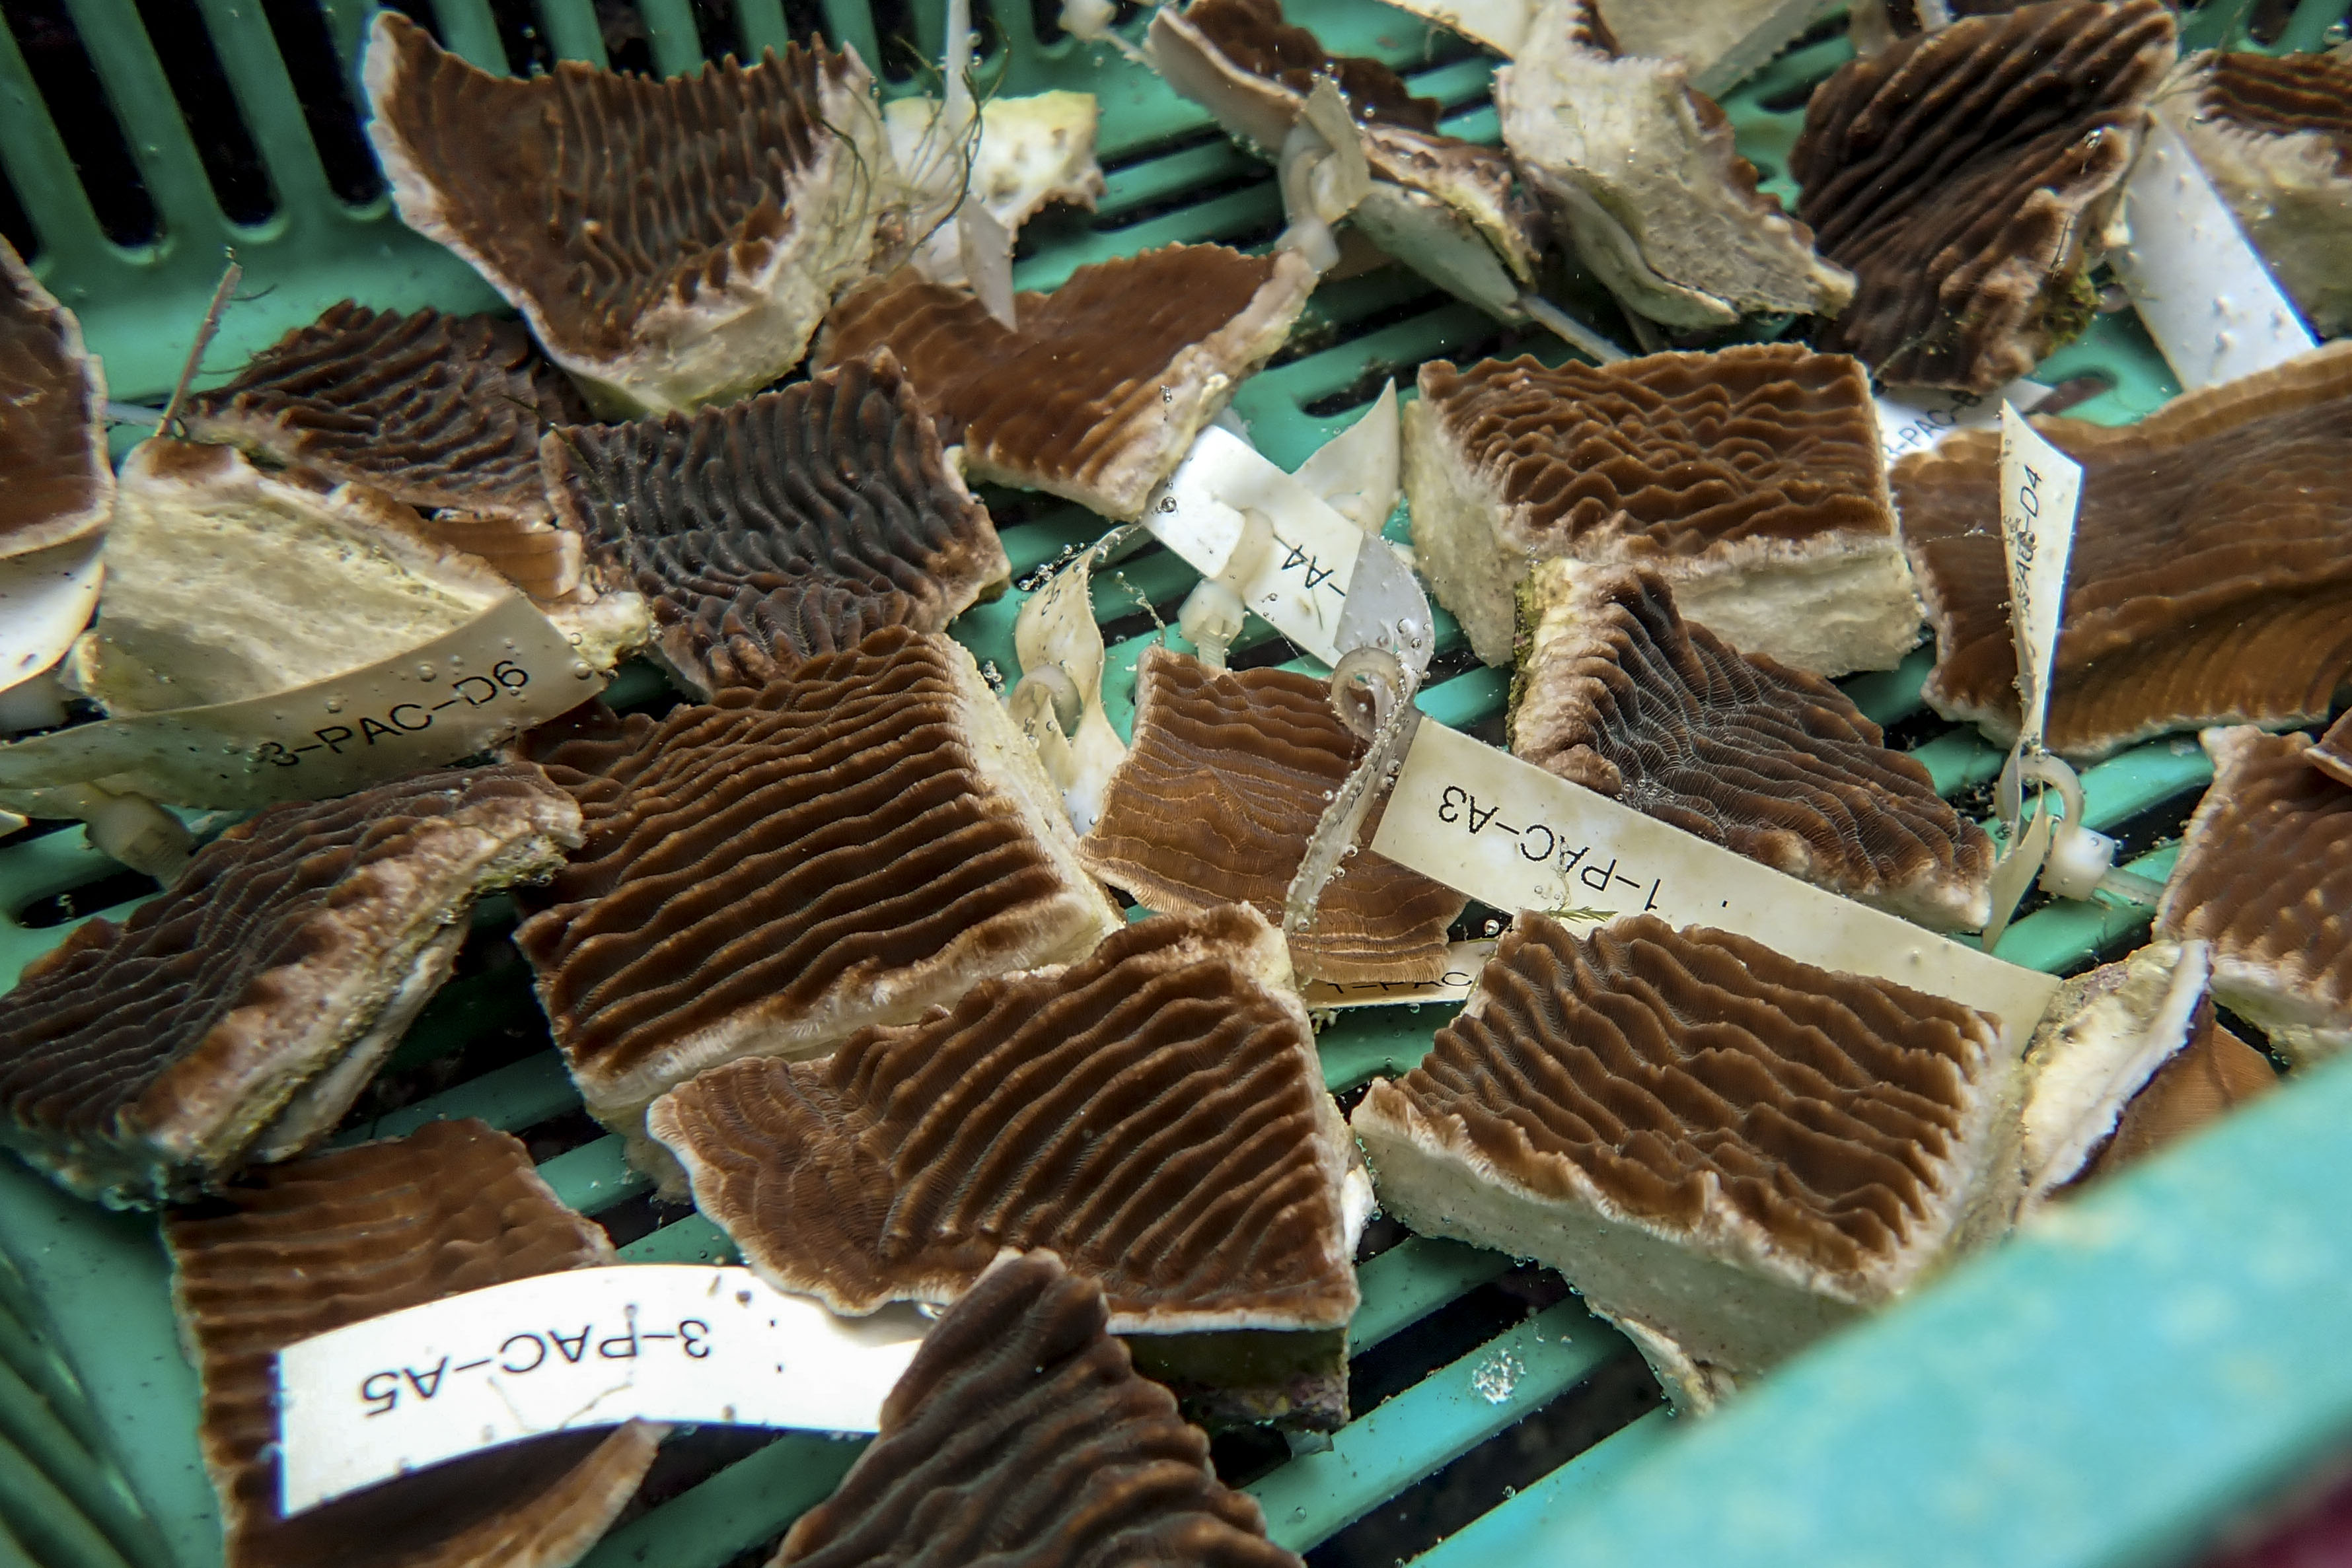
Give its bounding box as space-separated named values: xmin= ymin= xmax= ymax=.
xmin=3 ymin=1 xmax=2351 ymax=1565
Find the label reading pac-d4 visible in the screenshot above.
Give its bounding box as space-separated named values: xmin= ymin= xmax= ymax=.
xmin=1997 ymin=404 xmax=2084 ymax=755
xmin=276 ymin=1265 xmax=926 ymax=1518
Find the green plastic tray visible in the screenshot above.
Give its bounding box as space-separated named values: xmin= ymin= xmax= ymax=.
xmin=2 ymin=1 xmax=2349 ymax=1564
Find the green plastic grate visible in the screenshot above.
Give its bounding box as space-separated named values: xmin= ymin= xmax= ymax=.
xmin=1 ymin=1 xmax=2349 ymax=1565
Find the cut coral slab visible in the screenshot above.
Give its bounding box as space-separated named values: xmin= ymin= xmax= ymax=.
xmin=770 ymin=1254 xmax=1300 ymax=1567
xmin=0 ymin=764 xmax=579 ymax=1207
xmin=364 ymin=11 xmax=890 ymax=416
xmin=1148 ymin=0 xmax=1543 ymax=318
xmin=1893 ymin=344 xmax=2352 ymax=760
xmin=165 ymin=1120 xmax=661 ymax=1568
xmin=1511 ymin=561 xmax=1992 ymax=930
xmin=515 ymin=627 xmax=1121 ymax=1174
xmin=1406 ymin=343 xmax=1915 ymax=676
xmin=182 ymin=303 xmax=591 ymax=600
xmin=1792 ymin=0 xmax=2175 ymax=391
xmin=1080 ymin=645 xmax=1464 ymax=982
xmin=542 ymin=353 xmax=1008 ymax=697
xmin=2156 ymin=726 xmax=2352 ymax=1068
xmin=883 ymin=90 xmax=1105 ymax=288
xmin=2167 ymin=48 xmax=2352 ymax=338
xmin=817 ymin=244 xmax=1317 ymax=520
xmin=649 ymin=906 xmax=1363 ymax=1431
xmin=63 ymin=439 xmax=645 ymax=719
xmin=1498 ymin=0 xmax=1852 ymax=330
xmin=1351 ymin=911 xmax=2016 ymax=1411
xmin=0 ymin=236 xmax=108 ymax=561
xmin=2014 ymin=940 xmax=2275 ymax=1215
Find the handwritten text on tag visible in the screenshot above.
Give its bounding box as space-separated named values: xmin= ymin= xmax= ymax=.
xmin=1370 ymin=721 xmax=2059 ymax=1040
xmin=1997 ymin=404 xmax=2083 ymax=754
xmin=277 ymin=1265 xmax=924 ymax=1517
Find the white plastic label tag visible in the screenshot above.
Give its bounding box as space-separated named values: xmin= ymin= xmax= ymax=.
xmin=1369 ymin=721 xmax=2059 ymax=1038
xmin=1997 ymin=404 xmax=2082 ymax=755
xmin=0 ymin=595 xmax=605 ymax=811
xmin=1144 ymin=427 xmax=1401 ymax=667
xmin=0 ymin=536 xmax=103 ymax=692
xmin=1877 ymin=380 xmax=2049 ymax=468
xmin=1300 ymin=939 xmax=1492 ymax=1010
xmin=277 ymin=1265 xmax=925 ymax=1518
xmin=2112 ymin=112 xmax=2316 ymax=392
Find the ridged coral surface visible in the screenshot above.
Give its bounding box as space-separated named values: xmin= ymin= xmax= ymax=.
xmin=648 ymin=908 xmax=1357 ymax=1332
xmin=2199 ymin=50 xmax=2352 ymax=147
xmin=772 ymin=1254 xmax=1299 ymax=1568
xmin=1181 ymin=0 xmax=1440 ymax=129
xmin=0 ymin=767 xmax=580 ymax=1204
xmin=819 ymin=245 xmax=1314 ymax=518
xmin=544 ymin=355 xmax=1007 ymax=694
xmin=1512 ymin=564 xmax=1992 ymax=929
xmin=515 ymin=627 xmax=1109 ymax=1115
xmin=1363 ymin=913 xmax=1998 ymax=1281
xmin=1793 ymin=0 xmax=2175 ymax=390
xmin=163 ymin=1120 xmax=657 ymax=1568
xmin=1415 ymin=345 xmax=1890 ymax=557
xmin=2157 ymin=727 xmax=2352 ymax=1037
xmin=1082 ymin=646 xmax=1463 ymax=982
xmin=0 ymin=237 xmax=106 ymax=557
xmin=1893 ymin=345 xmax=2352 ymax=758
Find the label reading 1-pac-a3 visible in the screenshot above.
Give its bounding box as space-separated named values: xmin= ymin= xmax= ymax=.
xmin=277 ymin=1265 xmax=925 ymax=1517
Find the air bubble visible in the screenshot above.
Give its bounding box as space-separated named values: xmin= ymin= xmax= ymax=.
xmin=415 ymin=663 xmax=437 ymax=682
xmin=324 ymin=697 xmax=346 ymax=713
xmin=571 ymin=662 xmax=593 ymax=680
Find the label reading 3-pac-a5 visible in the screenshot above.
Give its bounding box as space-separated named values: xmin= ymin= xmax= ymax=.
xmin=276 ymin=1265 xmax=926 ymax=1516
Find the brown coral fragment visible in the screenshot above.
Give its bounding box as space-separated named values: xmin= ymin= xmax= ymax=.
xmin=2312 ymin=711 xmax=2352 ymax=789
xmin=1793 ymin=0 xmax=2176 ymax=392
xmin=2170 ymin=49 xmax=2352 ymax=338
xmin=182 ymin=302 xmax=589 ymax=600
xmin=1351 ymin=911 xmax=2012 ymax=1407
xmin=0 ymin=766 xmax=581 ymax=1207
xmin=770 ymin=1253 xmax=1300 ymax=1568
xmin=1498 ymin=0 xmax=1853 ymax=329
xmin=542 ymin=354 xmax=1008 ymax=696
xmin=514 ymin=627 xmax=1120 ymax=1167
xmin=1407 ymin=344 xmax=1916 ymax=676
xmin=0 ymin=236 xmax=108 ymax=560
xmin=1147 ymin=0 xmax=1542 ymax=318
xmin=363 ymin=11 xmax=889 ymax=416
xmin=1510 ymin=561 xmax=1993 ymax=930
xmin=2086 ymin=997 xmax=2273 ymax=1181
xmin=647 ymin=906 xmax=1361 ymax=1429
xmin=818 ymin=245 xmax=1316 ymax=520
xmin=164 ymin=1120 xmax=660 ymax=1568
xmin=1893 ymin=345 xmax=2352 ymax=760
xmin=2156 ymin=726 xmax=2352 ymax=1067
xmin=1080 ymin=645 xmax=1463 ymax=983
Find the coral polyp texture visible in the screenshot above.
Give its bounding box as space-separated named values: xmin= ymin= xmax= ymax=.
xmin=649 ymin=906 xmax=1362 ymax=1430
xmin=513 ymin=626 xmax=1120 ymax=1171
xmin=164 ymin=1120 xmax=659 ymax=1568
xmin=770 ymin=1254 xmax=1301 ymax=1568
xmin=364 ymin=11 xmax=890 ymax=416
xmin=1351 ymin=911 xmax=2013 ymax=1409
xmin=0 ymin=766 xmax=581 ymax=1207
xmin=2156 ymin=726 xmax=2352 ymax=1069
xmin=1511 ymin=561 xmax=1993 ymax=930
xmin=1405 ymin=343 xmax=1915 ymax=677
xmin=818 ymin=244 xmax=1317 ymax=519
xmin=0 ymin=235 xmax=108 ymax=560
xmin=2168 ymin=48 xmax=2352 ymax=338
xmin=1497 ymin=0 xmax=1852 ymax=330
xmin=1893 ymin=343 xmax=2352 ymax=760
xmin=1080 ymin=645 xmax=1465 ymax=983
xmin=1792 ymin=0 xmax=2176 ymax=392
xmin=182 ymin=303 xmax=590 ymax=601
xmin=542 ymin=353 xmax=1009 ymax=696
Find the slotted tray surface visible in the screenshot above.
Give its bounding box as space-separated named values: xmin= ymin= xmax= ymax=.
xmin=2 ymin=1 xmax=2349 ymax=1565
